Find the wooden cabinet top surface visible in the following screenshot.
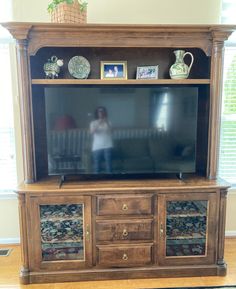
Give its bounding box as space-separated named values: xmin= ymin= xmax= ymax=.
xmin=3 ymin=22 xmax=236 ymax=34
xmin=16 ymin=176 xmax=229 ymax=194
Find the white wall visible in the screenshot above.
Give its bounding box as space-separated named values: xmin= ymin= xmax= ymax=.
xmin=2 ymin=0 xmax=236 ymax=243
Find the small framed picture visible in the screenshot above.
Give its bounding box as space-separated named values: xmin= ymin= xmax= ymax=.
xmin=136 ymin=65 xmax=158 ymax=80
xmin=101 ymin=61 xmax=128 ymax=80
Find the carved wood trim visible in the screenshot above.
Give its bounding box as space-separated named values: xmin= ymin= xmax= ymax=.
xmin=2 ymin=23 xmax=236 ymax=56
xmin=207 ymin=40 xmax=225 ymax=179
xmin=1 ymin=23 xmax=32 ymax=40
xmin=16 ymin=39 xmax=36 ymax=183
xmin=27 ymin=32 xmax=212 ymax=56
xmin=217 ymin=189 xmax=228 ymax=266
xmin=18 ymin=193 xmax=30 ymax=284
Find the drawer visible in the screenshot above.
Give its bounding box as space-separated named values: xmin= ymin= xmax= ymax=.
xmin=97 ymin=195 xmax=152 ymax=216
xmin=96 ymin=219 xmax=153 ymax=242
xmin=96 ymin=244 xmax=153 ymax=267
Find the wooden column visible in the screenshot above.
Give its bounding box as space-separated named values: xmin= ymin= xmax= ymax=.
xmin=208 ymin=36 xmax=225 ymax=179
xmin=217 ymin=189 xmax=228 ymax=275
xmin=18 ymin=193 xmax=30 ymax=284
xmin=16 ymin=39 xmax=35 ymax=183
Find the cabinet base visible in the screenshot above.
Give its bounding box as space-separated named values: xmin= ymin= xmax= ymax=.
xmin=22 ymin=265 xmax=227 ymax=284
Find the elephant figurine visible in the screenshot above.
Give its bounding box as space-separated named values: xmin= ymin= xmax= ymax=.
xmin=43 ymin=56 xmax=64 ymax=79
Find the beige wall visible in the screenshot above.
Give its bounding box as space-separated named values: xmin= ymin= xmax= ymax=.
xmin=0 ymin=199 xmax=20 ymax=241
xmin=12 ymin=0 xmax=221 ymax=24
xmin=226 ymin=192 xmax=236 ymax=233
xmin=1 ymin=0 xmax=236 ymax=242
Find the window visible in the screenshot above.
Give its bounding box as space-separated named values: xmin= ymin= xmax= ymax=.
xmin=219 ymin=47 xmax=236 ymax=185
xmin=0 ymin=3 xmax=17 ymax=194
xmin=0 ymin=40 xmax=17 ymax=193
xmin=218 ymin=0 xmax=236 ymax=185
xmin=221 ymin=0 xmax=236 ymax=27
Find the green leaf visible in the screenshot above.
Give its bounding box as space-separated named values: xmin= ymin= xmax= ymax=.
xmin=66 ymin=0 xmax=74 ymax=4
xmin=79 ymin=0 xmax=88 ymax=11
xmin=47 ymin=0 xmax=87 ymax=13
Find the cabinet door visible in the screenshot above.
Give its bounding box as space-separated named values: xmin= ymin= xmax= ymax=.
xmin=158 ymin=192 xmax=218 ymax=265
xmin=28 ymin=195 xmax=92 ymax=271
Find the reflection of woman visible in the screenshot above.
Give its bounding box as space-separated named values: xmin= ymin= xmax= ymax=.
xmin=90 ymin=107 xmax=113 ymax=173
xmin=114 ymin=66 xmax=118 ymax=77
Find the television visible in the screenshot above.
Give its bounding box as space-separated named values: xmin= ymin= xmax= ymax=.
xmin=45 ymin=85 xmax=198 ymax=179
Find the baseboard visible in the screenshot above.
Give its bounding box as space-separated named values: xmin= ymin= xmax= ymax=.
xmin=225 ymin=231 xmax=236 ymax=238
xmin=0 ymin=238 xmax=20 ymax=245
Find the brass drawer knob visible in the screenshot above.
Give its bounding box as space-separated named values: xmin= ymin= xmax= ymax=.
xmin=122 ymin=229 xmax=129 ymax=237
xmin=122 ymin=253 xmax=128 ymax=261
xmin=122 ymin=204 xmax=128 ymax=211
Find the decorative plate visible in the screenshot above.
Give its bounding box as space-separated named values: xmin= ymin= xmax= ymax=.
xmin=68 ymin=56 xmax=90 ymax=79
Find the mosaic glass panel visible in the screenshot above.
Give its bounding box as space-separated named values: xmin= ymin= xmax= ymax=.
xmin=40 ymin=204 xmax=84 ymax=261
xmin=166 ymin=200 xmax=207 ymax=257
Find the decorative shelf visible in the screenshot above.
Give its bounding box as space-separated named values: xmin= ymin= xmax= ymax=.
xmin=167 ymin=234 xmax=206 ymax=240
xmin=42 ymin=239 xmax=83 ymax=244
xmin=167 ymin=214 xmax=206 ymax=218
xmin=31 ymin=79 xmax=211 ymax=85
xmin=41 ymin=217 xmax=83 ymax=222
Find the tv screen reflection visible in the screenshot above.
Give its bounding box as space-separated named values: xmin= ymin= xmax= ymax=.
xmin=45 ymin=86 xmax=198 ymax=177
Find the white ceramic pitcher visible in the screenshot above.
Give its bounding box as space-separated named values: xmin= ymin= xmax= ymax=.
xmin=169 ymin=50 xmax=194 ymax=79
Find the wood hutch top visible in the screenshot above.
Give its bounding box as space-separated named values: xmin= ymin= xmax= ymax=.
xmin=2 ymin=22 xmax=236 ymax=183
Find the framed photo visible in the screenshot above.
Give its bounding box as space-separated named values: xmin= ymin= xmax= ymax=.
xmin=101 ymin=61 xmax=127 ymax=80
xmin=136 ymin=65 xmax=158 ymax=80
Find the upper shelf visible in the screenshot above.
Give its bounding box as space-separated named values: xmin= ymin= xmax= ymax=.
xmin=32 ymin=79 xmax=211 ymax=85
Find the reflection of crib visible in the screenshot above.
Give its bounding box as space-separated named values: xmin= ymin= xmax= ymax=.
xmin=47 ymin=128 xmax=164 ymax=173
xmin=47 ymin=129 xmax=89 ymax=173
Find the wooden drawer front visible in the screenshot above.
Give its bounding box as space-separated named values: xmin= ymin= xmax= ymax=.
xmin=97 ymin=244 xmax=152 ymax=267
xmin=96 ymin=219 xmax=153 ymax=242
xmin=97 ymin=195 xmax=152 ymax=216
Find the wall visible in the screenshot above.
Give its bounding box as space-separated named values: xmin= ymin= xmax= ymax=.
xmin=0 ymin=198 xmax=19 ymax=243
xmin=226 ymin=192 xmax=236 ymax=235
xmin=12 ymin=0 xmax=221 ymax=24
xmin=1 ymin=0 xmax=236 ymax=243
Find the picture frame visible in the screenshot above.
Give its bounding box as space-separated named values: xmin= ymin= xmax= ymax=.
xmin=136 ymin=65 xmax=159 ymax=80
xmin=101 ymin=61 xmax=128 ymax=80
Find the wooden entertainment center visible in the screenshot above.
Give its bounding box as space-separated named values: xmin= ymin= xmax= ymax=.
xmin=3 ymin=22 xmax=236 ymax=284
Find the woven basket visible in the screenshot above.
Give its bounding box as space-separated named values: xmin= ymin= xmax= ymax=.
xmin=51 ymin=2 xmax=87 ymax=24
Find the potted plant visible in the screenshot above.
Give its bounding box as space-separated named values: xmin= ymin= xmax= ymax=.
xmin=48 ymin=0 xmax=88 ymax=24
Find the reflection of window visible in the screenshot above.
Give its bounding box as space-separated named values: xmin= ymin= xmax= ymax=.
xmin=153 ymin=93 xmax=169 ymax=132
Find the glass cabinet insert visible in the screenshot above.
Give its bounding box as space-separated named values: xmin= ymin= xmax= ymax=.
xmin=166 ymin=200 xmax=208 ymax=257
xmin=40 ymin=203 xmax=85 ymax=261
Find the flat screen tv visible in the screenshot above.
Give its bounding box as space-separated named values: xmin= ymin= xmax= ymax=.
xmin=45 ymin=85 xmax=198 ymax=179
